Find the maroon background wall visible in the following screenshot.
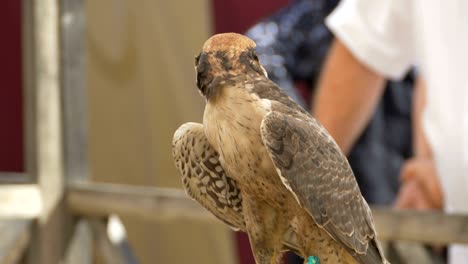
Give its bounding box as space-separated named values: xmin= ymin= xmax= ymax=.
xmin=211 ymin=0 xmax=290 ymax=263
xmin=0 ymin=0 xmax=23 ymax=172
xmin=213 ymin=0 xmax=289 ymax=34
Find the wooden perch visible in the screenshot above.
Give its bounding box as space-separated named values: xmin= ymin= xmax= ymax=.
xmin=372 ymin=207 xmax=468 ymax=245
xmin=68 ymin=181 xmax=468 ymax=245
xmin=67 ymin=181 xmax=217 ymax=223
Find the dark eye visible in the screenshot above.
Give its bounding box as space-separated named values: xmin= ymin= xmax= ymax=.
xmin=253 ymin=53 xmax=259 ymax=62
xmin=248 ymin=49 xmax=259 ymax=62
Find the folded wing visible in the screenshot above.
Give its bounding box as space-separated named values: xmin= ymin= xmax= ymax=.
xmin=260 ymin=111 xmax=387 ymax=264
xmin=172 ymin=122 xmax=245 ymax=230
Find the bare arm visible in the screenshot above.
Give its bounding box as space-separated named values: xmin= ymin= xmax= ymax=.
xmin=412 ymin=77 xmax=432 ymax=158
xmin=312 ymin=39 xmax=386 ymax=154
xmin=397 ymin=77 xmax=443 ymax=209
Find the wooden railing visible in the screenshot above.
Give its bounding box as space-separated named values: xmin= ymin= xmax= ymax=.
xmin=67 ymin=182 xmax=215 ymax=223
xmin=67 ymin=181 xmax=468 ymax=245
xmin=67 ymin=181 xmax=465 ymax=264
xmin=373 ymin=207 xmax=468 ymax=245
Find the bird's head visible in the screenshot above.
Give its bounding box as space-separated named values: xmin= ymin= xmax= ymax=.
xmin=195 ymin=33 xmax=268 ymax=99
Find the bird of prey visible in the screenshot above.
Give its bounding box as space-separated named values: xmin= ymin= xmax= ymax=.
xmin=172 ymin=33 xmax=388 ymax=264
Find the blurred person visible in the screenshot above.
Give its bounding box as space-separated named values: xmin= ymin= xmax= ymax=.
xmin=314 ymin=0 xmax=468 ymax=263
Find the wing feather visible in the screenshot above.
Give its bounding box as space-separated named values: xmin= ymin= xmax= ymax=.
xmin=172 ymin=122 xmax=245 ymax=230
xmin=260 ymin=111 xmax=387 ymax=263
xmin=172 ymin=122 xmax=301 ymax=254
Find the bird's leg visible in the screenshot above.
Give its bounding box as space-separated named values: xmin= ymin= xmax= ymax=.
xmin=243 ymin=199 xmax=285 ymax=264
xmin=296 ymin=216 xmax=351 ymax=264
xmin=296 ymin=216 xmax=335 ymax=264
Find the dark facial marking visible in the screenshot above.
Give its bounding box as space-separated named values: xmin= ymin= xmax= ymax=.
xmin=195 ymin=52 xmax=213 ymax=96
xmin=214 ymin=51 xmax=233 ymax=72
xmin=194 ymin=54 xmax=200 ymax=67
xmin=195 ymin=48 xmax=264 ymax=100
xmin=239 ymin=48 xmax=264 ymax=76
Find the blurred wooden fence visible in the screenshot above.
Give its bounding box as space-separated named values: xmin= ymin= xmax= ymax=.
xmin=3 ymin=180 xmax=468 ymax=264
xmin=67 ymin=181 xmax=468 ymax=246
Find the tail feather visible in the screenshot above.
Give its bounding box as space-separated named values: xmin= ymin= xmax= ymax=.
xmin=353 ymin=239 xmax=389 ymax=264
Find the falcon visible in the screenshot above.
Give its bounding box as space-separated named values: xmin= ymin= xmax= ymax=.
xmin=172 ymin=33 xmax=388 ymax=264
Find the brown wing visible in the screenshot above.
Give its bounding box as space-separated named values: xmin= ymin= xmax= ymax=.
xmin=172 ymin=122 xmax=301 ymax=254
xmin=172 ymin=122 xmax=245 ymax=230
xmin=260 ymin=111 xmax=387 ymax=264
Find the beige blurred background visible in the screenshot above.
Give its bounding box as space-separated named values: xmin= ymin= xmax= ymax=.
xmin=86 ymin=0 xmax=237 ymax=263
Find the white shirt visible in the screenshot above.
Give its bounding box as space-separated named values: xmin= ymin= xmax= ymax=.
xmin=326 ymin=0 xmax=468 ymax=263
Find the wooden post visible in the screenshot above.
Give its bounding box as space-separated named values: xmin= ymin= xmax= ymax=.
xmin=23 ymin=0 xmax=66 ymax=263
xmin=60 ymin=0 xmax=94 ymax=262
xmin=62 ymin=220 xmax=92 ymax=264
xmin=89 ymin=219 xmax=128 ymax=264
xmin=61 ymin=0 xmax=89 ymax=182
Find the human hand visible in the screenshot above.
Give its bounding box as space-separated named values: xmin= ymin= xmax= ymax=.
xmin=394 ymin=158 xmax=443 ymax=209
xmin=394 ymin=178 xmax=432 ymax=209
